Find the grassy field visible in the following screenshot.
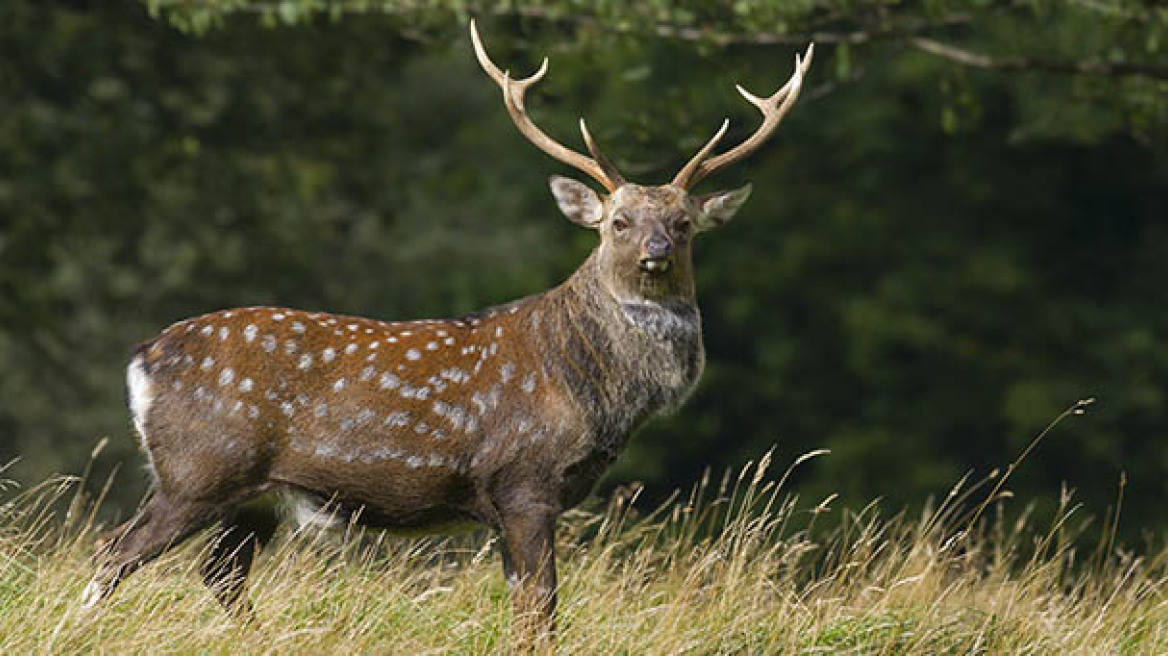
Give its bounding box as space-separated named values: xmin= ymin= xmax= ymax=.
xmin=2 ymin=416 xmax=1166 ymax=653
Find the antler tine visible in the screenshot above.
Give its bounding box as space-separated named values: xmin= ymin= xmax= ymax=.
xmin=579 ymin=119 xmax=627 ymax=189
xmin=470 ymin=19 xmax=624 ymax=192
xmin=673 ymin=43 xmax=815 ymax=190
xmin=670 ymin=119 xmax=729 ymax=188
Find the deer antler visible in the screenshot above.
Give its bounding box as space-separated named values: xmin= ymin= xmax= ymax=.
xmin=470 ymin=20 xmax=626 ymax=192
xmin=672 ymin=43 xmax=815 ymax=190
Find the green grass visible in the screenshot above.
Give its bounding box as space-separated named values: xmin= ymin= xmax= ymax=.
xmin=2 ymin=422 xmax=1167 ymax=653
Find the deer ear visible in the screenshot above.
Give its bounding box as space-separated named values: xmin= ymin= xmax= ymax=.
xmin=695 ymin=184 xmax=752 ymax=231
xmin=549 ymin=176 xmax=604 ymax=228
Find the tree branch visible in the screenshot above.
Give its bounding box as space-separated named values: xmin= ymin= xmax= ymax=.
xmin=908 ymin=37 xmax=1168 ymax=81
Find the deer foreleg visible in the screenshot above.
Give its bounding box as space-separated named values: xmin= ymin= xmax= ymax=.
xmin=500 ymin=503 xmax=558 ymax=651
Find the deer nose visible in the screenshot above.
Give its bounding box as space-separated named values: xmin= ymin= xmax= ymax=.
xmin=644 ymin=235 xmax=672 ymax=259
xmin=639 ymin=235 xmax=673 ymax=273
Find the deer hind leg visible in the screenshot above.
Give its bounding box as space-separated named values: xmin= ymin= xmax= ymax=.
xmin=200 ymin=498 xmax=280 ymax=616
xmin=83 ymin=491 xmax=222 ymax=610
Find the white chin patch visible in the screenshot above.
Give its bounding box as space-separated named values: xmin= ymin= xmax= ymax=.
xmin=642 ymin=260 xmax=670 ymax=273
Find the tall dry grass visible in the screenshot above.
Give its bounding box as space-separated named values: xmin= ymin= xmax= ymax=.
xmin=2 ymin=399 xmax=1166 ymax=653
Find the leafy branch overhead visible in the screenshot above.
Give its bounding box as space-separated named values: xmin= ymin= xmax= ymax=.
xmin=145 ymin=0 xmax=1168 ymax=82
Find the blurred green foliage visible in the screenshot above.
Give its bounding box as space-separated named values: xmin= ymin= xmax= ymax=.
xmin=2 ymin=1 xmax=1166 ymax=538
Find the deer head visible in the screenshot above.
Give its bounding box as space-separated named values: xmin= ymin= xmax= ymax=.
xmin=470 ymin=20 xmax=814 ymax=307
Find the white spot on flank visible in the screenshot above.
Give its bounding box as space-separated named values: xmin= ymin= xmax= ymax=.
xmin=314 ymin=402 xmax=328 ymax=418
xmin=292 ymin=321 xmax=306 ymax=334
xmin=379 ymin=372 xmax=400 ymax=390
xmin=201 ymin=357 xmax=214 ymax=370
xmin=387 ymin=336 xmax=398 ymax=344
xmin=495 ymin=326 xmax=504 ymax=338
xmin=406 ymin=348 xmax=421 ymax=361
xmin=272 ymin=313 xmax=285 ymax=321
xmin=244 ymin=325 xmax=258 ymax=342
xmin=218 ymin=368 xmax=235 ymax=386
xmin=262 ymin=335 xmax=277 ymax=353
xmin=445 ymin=337 xmax=455 ymax=346
xmin=333 ymin=378 xmax=347 ymax=391
xmin=385 ymin=411 xmax=410 ymax=428
xmin=231 ymin=400 xmax=243 ymax=415
xmin=521 ymin=372 xmax=537 ymax=393
xmin=248 ymin=405 xmax=260 ymax=419
xmin=360 ymin=365 xmax=376 ymax=381
xmin=201 ymin=325 xmax=213 ymax=336
xmin=344 ymin=343 xmax=358 ymax=355
xmin=426 ymin=341 xmax=439 ymax=351
xmin=240 ymin=378 xmax=254 ymax=393
xmin=284 ymin=340 xmax=298 ymax=355
xmin=298 ymin=354 xmax=313 ymax=370
xmin=401 ymin=330 xmax=412 ymax=337
xmin=322 ymin=347 xmax=336 ymax=362
xmin=219 ymin=326 xmax=230 ymax=341
xmin=281 ymin=401 xmax=294 ymax=417
xmin=348 ymin=324 xmax=358 ymax=331
xmin=500 ymin=362 xmax=515 ymax=383
xmin=369 ymin=341 xmax=379 ymax=350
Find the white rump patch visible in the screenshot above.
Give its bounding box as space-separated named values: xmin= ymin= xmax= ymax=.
xmin=126 ymin=356 xmax=157 ymax=478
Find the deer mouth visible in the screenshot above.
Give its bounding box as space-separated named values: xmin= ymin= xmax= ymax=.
xmin=638 ymin=257 xmax=671 ymax=274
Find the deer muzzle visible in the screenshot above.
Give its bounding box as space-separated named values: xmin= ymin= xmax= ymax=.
xmin=639 ymin=235 xmax=673 ymax=274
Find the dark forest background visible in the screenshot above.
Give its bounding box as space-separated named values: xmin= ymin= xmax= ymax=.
xmin=1 ymin=1 xmax=1165 ymax=540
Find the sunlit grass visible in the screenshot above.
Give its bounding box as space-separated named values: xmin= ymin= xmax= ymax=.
xmin=2 ymin=404 xmax=1166 ymax=653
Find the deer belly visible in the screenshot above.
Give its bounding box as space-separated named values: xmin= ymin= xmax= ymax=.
xmin=272 ymin=449 xmax=478 ymax=532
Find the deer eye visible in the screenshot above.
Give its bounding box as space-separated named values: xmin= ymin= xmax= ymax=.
xmin=612 ymin=216 xmax=630 ymax=233
xmin=676 ymin=219 xmax=691 ymax=233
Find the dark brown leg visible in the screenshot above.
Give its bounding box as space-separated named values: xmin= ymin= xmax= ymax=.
xmin=500 ymin=503 xmax=558 ymax=652
xmin=200 ymin=501 xmax=280 ymax=616
xmin=83 ymin=492 xmax=222 ymax=609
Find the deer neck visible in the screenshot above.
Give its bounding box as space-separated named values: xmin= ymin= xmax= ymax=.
xmin=539 ymin=251 xmax=705 ymax=452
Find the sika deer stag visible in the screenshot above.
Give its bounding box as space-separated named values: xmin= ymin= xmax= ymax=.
xmin=85 ymin=21 xmax=813 ymax=643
